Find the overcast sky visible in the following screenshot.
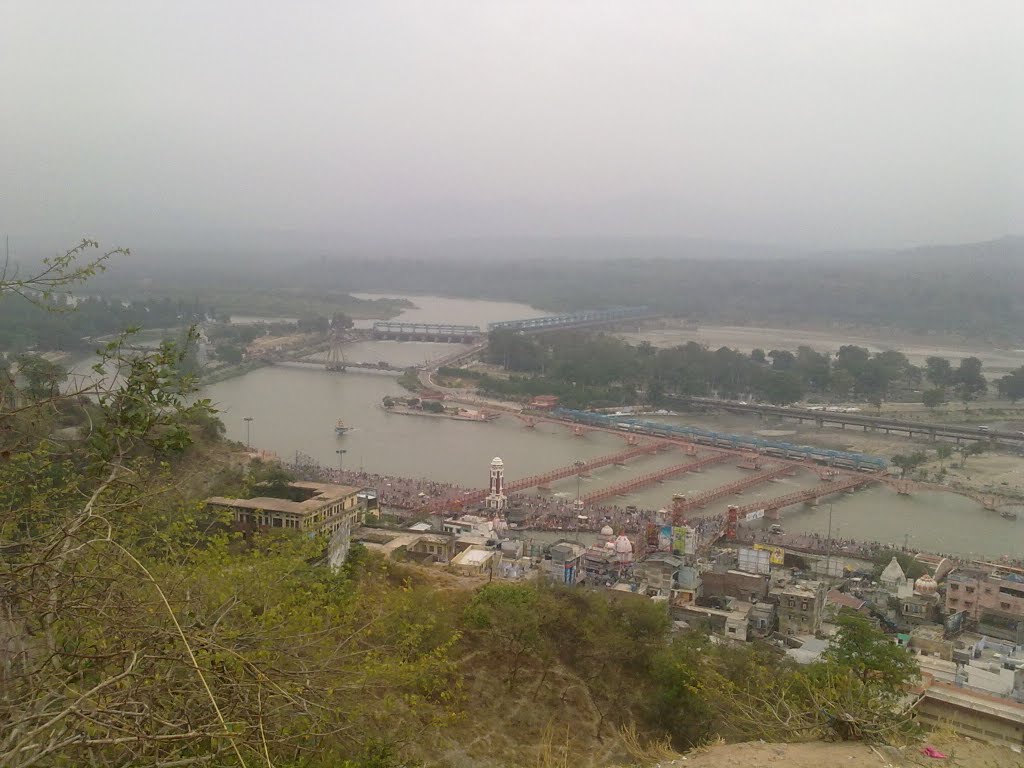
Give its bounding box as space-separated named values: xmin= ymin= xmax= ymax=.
xmin=2 ymin=1 xmax=1022 ymax=253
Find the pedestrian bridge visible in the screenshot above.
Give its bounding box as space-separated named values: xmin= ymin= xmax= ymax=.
xmin=488 ymin=306 xmax=653 ymax=333
xmin=372 ymin=322 xmax=482 ymax=343
xmin=370 ymin=307 xmax=654 ymax=343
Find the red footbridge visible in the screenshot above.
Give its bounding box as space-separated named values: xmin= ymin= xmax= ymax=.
xmin=731 ymin=473 xmax=878 ymax=520
xmin=581 ymin=453 xmax=734 ymax=505
xmin=672 ymin=464 xmax=795 ymax=514
xmin=421 ymin=441 xmax=669 ymax=513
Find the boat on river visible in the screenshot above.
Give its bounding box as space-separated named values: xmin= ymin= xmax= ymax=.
xmin=1001 ymin=509 xmax=1018 ymax=520
xmin=335 ymin=419 xmax=350 ymax=436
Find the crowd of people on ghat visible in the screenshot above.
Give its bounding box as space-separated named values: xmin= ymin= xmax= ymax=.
xmin=287 ymin=456 xmax=1022 ymax=567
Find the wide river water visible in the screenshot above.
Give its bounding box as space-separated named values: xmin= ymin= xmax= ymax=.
xmin=202 ymin=294 xmax=1023 ymax=559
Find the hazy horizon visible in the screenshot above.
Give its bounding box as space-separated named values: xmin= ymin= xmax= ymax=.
xmin=3 ymin=2 xmax=1022 ymax=255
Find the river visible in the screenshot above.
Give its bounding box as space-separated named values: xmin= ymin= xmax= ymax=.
xmin=199 ymin=294 xmax=1024 ymax=559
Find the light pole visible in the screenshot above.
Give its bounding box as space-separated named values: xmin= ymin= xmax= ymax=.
xmin=573 ymin=460 xmax=585 ymax=518
xmin=243 ymin=416 xmax=254 ymax=449
xmin=336 ymin=449 xmax=347 ymax=481
xmin=825 ymin=504 xmax=833 ymax=578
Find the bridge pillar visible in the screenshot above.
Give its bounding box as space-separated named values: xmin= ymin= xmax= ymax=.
xmin=863 ymin=425 xmax=868 ymax=432
xmin=929 ymin=428 xmax=936 ymax=441
xmin=816 ymin=417 xmax=823 ymax=428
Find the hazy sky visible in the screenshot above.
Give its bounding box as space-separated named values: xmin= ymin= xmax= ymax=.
xmin=2 ymin=1 xmax=1022 ymax=252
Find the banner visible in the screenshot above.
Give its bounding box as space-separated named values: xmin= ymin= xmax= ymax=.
xmin=755 ymin=543 xmax=785 ymax=565
xmin=659 ymin=525 xmax=673 ymax=552
xmin=672 ymin=526 xmax=687 ymax=555
xmin=744 ymin=509 xmax=765 ymax=522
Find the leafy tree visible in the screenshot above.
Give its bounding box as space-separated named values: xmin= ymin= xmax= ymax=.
xmin=823 ymin=612 xmax=918 ymax=694
xmin=215 ymin=342 xmax=243 ymax=364
xmin=922 ymin=387 xmax=945 ymax=409
xmin=997 ymin=367 xmax=1024 ymax=403
xmin=890 ymin=451 xmax=928 ymax=478
xmin=331 ymin=311 xmax=354 ymax=330
xmin=768 ymin=349 xmax=796 ymax=371
xmin=757 ymin=370 xmax=804 ymax=406
xmin=463 ymin=583 xmax=554 ymax=689
xmin=14 ymin=354 xmax=67 ymax=400
xmin=749 ymin=348 xmax=766 ymax=364
xmin=935 ymin=444 xmax=953 ymax=469
xmin=925 ymin=356 xmax=953 ymax=387
xmin=954 ymin=356 xmax=987 ymax=403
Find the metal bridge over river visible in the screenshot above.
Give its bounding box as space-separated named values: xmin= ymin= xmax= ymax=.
xmin=371 ymin=306 xmax=654 ymax=342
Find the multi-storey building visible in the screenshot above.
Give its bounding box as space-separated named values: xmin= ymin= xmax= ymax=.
xmin=946 ymin=568 xmax=1024 ymax=643
xmin=774 ymin=580 xmax=827 ymax=636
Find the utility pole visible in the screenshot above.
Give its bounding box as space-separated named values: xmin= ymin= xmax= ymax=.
xmin=243 ymin=416 xmax=254 ymax=449
xmin=336 ymin=448 xmax=347 ymax=481
xmin=825 ymin=504 xmax=833 ymax=579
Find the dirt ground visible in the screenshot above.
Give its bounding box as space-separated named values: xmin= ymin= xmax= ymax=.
xmin=671 ymin=736 xmax=1023 ymax=768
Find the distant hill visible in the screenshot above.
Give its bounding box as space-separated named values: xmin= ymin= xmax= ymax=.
xmin=70 ymin=233 xmax=1024 ymax=343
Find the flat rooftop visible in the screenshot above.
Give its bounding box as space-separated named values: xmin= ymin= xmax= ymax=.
xmin=207 ymin=480 xmax=361 ymax=517
xmin=455 ymin=549 xmax=494 ymax=565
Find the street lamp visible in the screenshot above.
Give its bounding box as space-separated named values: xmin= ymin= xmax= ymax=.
xmin=243 ymin=416 xmax=254 ymax=449
xmin=336 ymin=449 xmax=348 ymax=481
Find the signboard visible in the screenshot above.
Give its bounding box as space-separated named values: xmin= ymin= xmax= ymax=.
xmin=672 ymin=526 xmax=688 ymax=556
xmin=659 ymin=526 xmax=673 ymax=552
xmin=754 ymin=543 xmax=785 ymax=565
xmin=744 ymin=509 xmax=765 ymax=522
xmin=563 ymin=565 xmax=576 ymax=585
xmin=813 ymin=558 xmax=844 ymax=578
xmin=737 ymin=547 xmax=771 ymax=575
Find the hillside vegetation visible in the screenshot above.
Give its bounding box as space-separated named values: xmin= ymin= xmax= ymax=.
xmin=0 ymin=244 xmax=929 ymax=767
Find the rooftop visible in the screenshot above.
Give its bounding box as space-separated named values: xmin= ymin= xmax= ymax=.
xmin=207 ymin=481 xmax=361 ymax=517
xmin=453 ymin=548 xmax=495 ymax=566
xmin=826 ymin=589 xmax=866 ymax=611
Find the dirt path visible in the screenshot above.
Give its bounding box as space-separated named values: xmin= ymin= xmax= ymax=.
xmin=674 ymin=737 xmax=1022 ymax=768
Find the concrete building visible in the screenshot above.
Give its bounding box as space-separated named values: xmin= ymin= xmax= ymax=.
xmin=207 ymin=481 xmax=366 ymax=567
xmin=544 ymin=541 xmax=586 ymax=585
xmin=702 ymin=569 xmax=769 ymax=603
xmin=451 ymin=546 xmax=500 ymax=577
xmin=350 ymin=527 xmax=454 ymax=563
xmin=749 ymin=601 xmax=776 ymax=638
xmin=676 ymin=600 xmax=751 ymax=642
xmin=915 ymin=677 xmax=1024 ymax=748
xmin=774 ymin=580 xmax=827 ymax=636
xmin=636 ymin=553 xmax=685 ymax=595
xmin=946 ymin=568 xmax=1024 ymax=643
xmin=208 ymin=480 xmax=363 ymax=535
xmin=442 ymin=514 xmax=496 ymax=537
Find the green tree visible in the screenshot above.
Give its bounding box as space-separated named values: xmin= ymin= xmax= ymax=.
xmin=14 ymin=354 xmax=67 ymax=401
xmin=331 ymin=311 xmax=354 ymax=330
xmin=215 ymin=342 xmax=243 ymax=364
xmin=954 ymin=356 xmax=987 ymax=403
xmin=997 ymin=367 xmax=1024 ymax=403
xmin=823 ymin=612 xmax=918 ymax=693
xmin=921 ymin=387 xmax=945 ymax=409
xmin=464 ymin=583 xmax=554 ymax=690
xmin=925 ymin=356 xmax=953 ymax=387
xmin=935 ymin=444 xmax=953 ymax=469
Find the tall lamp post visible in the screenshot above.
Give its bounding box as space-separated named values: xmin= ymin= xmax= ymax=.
xmin=336 ymin=449 xmax=348 ymax=481
xmin=243 ymin=416 xmax=254 ymax=449
xmin=572 ymin=459 xmax=585 ymax=517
